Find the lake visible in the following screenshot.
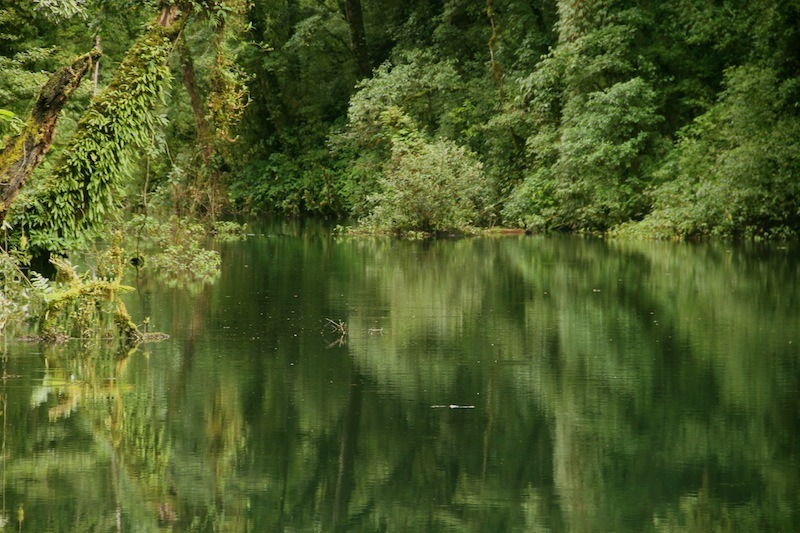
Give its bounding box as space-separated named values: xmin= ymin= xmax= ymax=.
xmin=2 ymin=220 xmax=799 ymax=531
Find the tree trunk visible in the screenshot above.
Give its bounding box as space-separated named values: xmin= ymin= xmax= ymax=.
xmin=178 ymin=36 xmax=214 ymax=166
xmin=343 ymin=0 xmax=371 ymax=78
xmin=92 ymin=36 xmax=101 ymax=96
xmin=246 ymin=1 xmax=292 ymax=149
xmin=0 ymin=47 xmax=102 ymax=223
xmin=486 ymin=0 xmax=504 ymax=102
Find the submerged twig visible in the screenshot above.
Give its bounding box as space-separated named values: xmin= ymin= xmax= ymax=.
xmin=322 ymin=318 xmax=347 ymax=348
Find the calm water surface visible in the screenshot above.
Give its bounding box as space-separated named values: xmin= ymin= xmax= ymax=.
xmin=2 ymin=221 xmax=799 ymax=531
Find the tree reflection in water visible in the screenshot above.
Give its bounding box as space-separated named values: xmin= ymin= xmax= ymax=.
xmin=1 ymin=228 xmax=798 ymax=530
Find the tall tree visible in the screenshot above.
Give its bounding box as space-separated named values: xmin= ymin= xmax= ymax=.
xmin=504 ymin=0 xmax=663 ymax=231
xmin=178 ymin=36 xmax=214 ymax=166
xmin=343 ymin=0 xmax=371 ymax=78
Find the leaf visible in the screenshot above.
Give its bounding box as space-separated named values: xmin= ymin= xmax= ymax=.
xmin=29 ymin=271 xmax=53 ymax=294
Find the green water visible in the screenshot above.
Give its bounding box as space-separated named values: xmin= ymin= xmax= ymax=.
xmin=2 ymin=221 xmax=799 ymax=531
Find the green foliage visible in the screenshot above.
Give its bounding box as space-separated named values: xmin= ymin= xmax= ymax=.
xmin=331 ymin=52 xmax=467 ymax=217
xmin=202 ymin=0 xmax=251 ymax=143
xmin=617 ymin=65 xmax=800 ymax=239
xmin=22 ymin=16 xmax=184 ymax=252
xmin=125 ymin=215 xmax=221 ymax=288
xmin=37 ymin=253 xmax=139 ymax=342
xmin=0 ymin=108 xmax=24 ymax=146
xmin=1 ymin=218 xmax=42 ymax=337
xmin=205 ymin=49 xmax=250 ymax=143
xmin=225 ymin=0 xmax=363 ymax=216
xmin=0 ymin=248 xmax=38 ymax=336
xmin=3 ymin=0 xmax=799 ymax=239
xmin=211 ymin=219 xmax=247 ymax=241
xmin=230 ymin=151 xmax=341 ymax=216
xmin=503 ymin=0 xmax=664 ymax=233
xmin=32 ymin=0 xmax=88 ymax=21
xmin=128 ymin=1 xmax=253 ymax=222
xmin=0 ymin=50 xmax=54 ymax=114
xmin=506 ymin=77 xmax=663 ymax=231
xmin=344 ymin=51 xmax=462 ymax=142
xmin=362 ymin=131 xmax=488 ymax=234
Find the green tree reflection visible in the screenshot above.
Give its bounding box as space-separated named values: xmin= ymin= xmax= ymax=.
xmin=1 ymin=231 xmax=798 ymax=530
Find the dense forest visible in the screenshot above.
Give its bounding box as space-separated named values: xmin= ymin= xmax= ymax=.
xmin=1 ymin=0 xmax=800 ymax=246
xmin=1 ymin=4 xmax=799 ymax=526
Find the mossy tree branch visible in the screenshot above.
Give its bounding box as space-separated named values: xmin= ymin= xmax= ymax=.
xmin=27 ymin=4 xmax=187 ymax=251
xmin=0 ymin=48 xmax=102 ymax=223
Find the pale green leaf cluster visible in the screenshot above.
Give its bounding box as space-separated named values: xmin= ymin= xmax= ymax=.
xmin=123 ymin=215 xmax=221 ymax=289
xmin=364 ymin=132 xmax=488 ymax=234
xmin=32 ymin=0 xmax=88 ymax=21
xmin=0 ymin=108 xmax=23 ymax=146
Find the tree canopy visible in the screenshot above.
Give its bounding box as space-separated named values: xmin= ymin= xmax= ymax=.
xmin=1 ymin=0 xmax=799 ymax=245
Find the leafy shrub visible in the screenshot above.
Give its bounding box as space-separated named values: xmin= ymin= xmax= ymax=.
xmin=504 ymin=77 xmax=662 ymax=231
xmin=362 ymin=133 xmax=488 ymax=234
xmin=37 ymin=253 xmax=139 ymax=343
xmin=330 ymin=52 xmax=466 ymax=218
xmin=211 ymin=220 xmax=247 ymax=241
xmin=125 ymin=215 xmax=221 ymax=287
xmin=0 ymin=245 xmax=39 ymax=336
xmin=618 ymin=66 xmax=800 ymax=239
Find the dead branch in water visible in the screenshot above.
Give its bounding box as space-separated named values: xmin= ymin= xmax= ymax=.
xmin=322 ymin=318 xmax=347 ymax=348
